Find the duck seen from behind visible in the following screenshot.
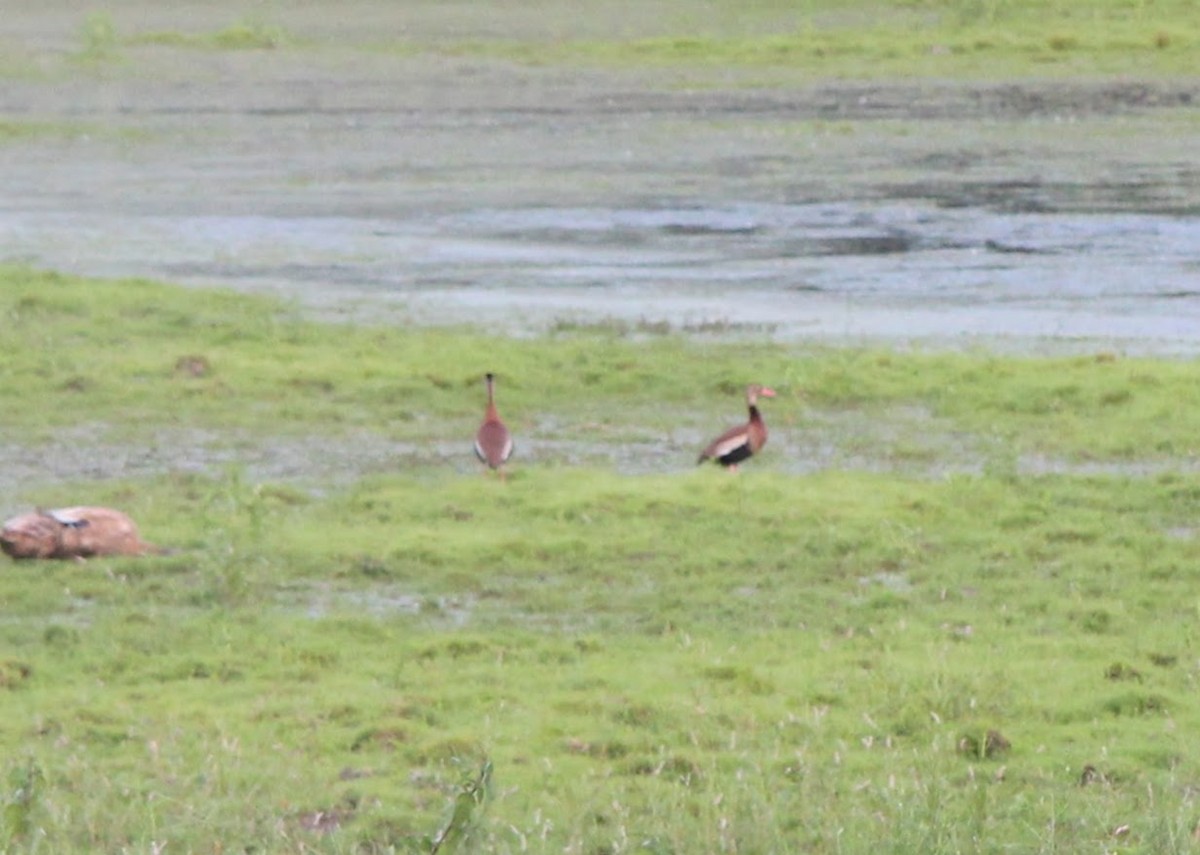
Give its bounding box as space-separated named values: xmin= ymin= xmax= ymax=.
xmin=474 ymin=372 xmax=513 ymax=474
xmin=697 ymin=383 xmax=777 ymax=471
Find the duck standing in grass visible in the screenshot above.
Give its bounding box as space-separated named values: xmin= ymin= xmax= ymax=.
xmin=474 ymin=372 xmax=513 ymax=476
xmin=697 ymin=383 xmax=777 ymax=471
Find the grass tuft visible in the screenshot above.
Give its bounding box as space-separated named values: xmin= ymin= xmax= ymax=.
xmin=124 ymin=17 xmax=295 ymax=51
xmin=75 ymin=11 xmax=121 ymax=63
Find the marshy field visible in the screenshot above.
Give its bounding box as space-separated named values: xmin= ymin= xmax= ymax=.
xmin=3 ymin=1 xmax=1200 ymax=853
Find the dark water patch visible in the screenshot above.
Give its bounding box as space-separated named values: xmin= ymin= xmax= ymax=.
xmin=781 ymin=234 xmax=915 ymax=257
xmin=598 ymin=82 xmax=1199 ymax=123
xmin=912 ymin=150 xmax=982 ymax=171
xmin=660 ymin=223 xmax=761 ymax=236
xmin=453 ymin=205 xmax=767 ymax=238
xmin=888 ymin=178 xmax=1200 ymax=216
xmin=974 ymin=82 xmax=1196 ymax=119
xmin=890 ymin=179 xmax=1051 ymax=213
xmin=488 ymin=227 xmax=652 ymax=247
xmin=984 ymin=239 xmax=1052 ymax=255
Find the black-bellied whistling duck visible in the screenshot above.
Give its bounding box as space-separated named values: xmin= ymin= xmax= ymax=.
xmin=697 ymin=384 xmax=777 ymax=471
xmin=474 ymin=372 xmax=513 ymax=474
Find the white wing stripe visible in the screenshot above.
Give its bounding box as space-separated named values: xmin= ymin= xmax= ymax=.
xmin=710 ymin=434 xmax=748 ymax=459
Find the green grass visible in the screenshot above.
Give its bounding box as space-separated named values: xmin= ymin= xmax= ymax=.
xmin=5 ymin=469 xmax=1200 ymax=852
xmin=458 ymin=26 xmax=1195 ymax=81
xmin=3 ymin=266 xmax=1200 ymax=852
xmin=41 ymin=0 xmax=1200 ymax=81
xmin=62 ymin=12 xmax=294 ymax=64
xmin=0 ymin=120 xmax=100 ymax=143
xmin=3 ymin=267 xmax=1198 ymax=462
xmin=411 ymin=0 xmax=1200 ymax=79
xmin=129 ymin=19 xmax=295 ymax=51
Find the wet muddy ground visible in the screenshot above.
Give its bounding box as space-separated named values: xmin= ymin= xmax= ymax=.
xmin=2 ymin=2 xmax=1199 ymax=496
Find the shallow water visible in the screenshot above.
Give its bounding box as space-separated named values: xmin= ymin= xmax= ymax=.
xmin=4 ymin=201 xmax=1199 ymax=354
xmin=1 ymin=26 xmax=1199 ymax=355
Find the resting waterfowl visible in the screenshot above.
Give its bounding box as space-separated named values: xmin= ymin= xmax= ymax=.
xmin=1 ymin=506 xmax=161 ymax=561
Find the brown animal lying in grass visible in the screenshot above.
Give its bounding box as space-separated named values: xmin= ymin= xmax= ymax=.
xmin=1 ymin=507 xmax=161 ymax=561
